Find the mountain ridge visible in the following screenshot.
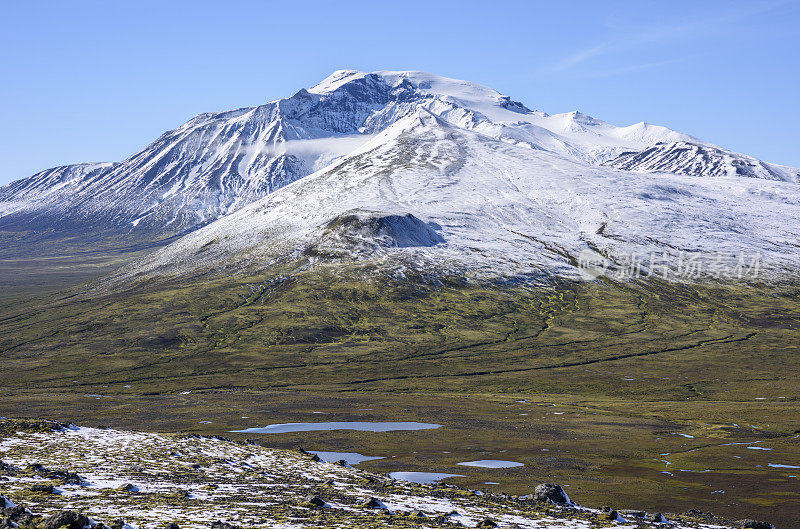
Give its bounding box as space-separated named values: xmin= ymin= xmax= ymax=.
xmin=112 ymin=106 xmax=800 ymax=284
xmin=2 ymin=70 xmax=799 ymax=282
xmin=5 ymin=69 xmax=795 ymax=243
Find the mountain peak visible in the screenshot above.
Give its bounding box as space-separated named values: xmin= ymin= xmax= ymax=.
xmin=308 ymin=69 xmax=366 ymax=93
xmin=2 ymin=69 xmax=797 ymax=255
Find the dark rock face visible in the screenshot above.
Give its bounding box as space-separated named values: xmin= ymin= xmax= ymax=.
xmin=532 ymin=482 xmax=570 ymax=504
xmin=321 ymin=211 xmax=445 ymax=252
xmin=602 ymin=141 xmax=796 ymax=181
xmin=165 ymin=523 xmax=180 ymax=529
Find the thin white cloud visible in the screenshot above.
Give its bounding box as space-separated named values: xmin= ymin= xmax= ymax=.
xmin=557 ymin=42 xmax=612 ymax=71
xmin=583 ymin=57 xmax=690 ymax=79
xmin=551 ymin=0 xmax=793 ymax=73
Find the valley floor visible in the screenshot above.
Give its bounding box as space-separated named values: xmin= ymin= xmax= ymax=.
xmin=0 ymin=270 xmax=798 ymax=526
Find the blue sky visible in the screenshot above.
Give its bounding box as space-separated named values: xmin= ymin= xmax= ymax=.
xmin=1 ymin=0 xmax=798 ymax=185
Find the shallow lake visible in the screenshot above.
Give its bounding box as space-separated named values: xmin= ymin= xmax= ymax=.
xmin=457 ymin=460 xmax=524 ymax=468
xmin=231 ymin=421 xmax=441 ymax=434
xmin=309 ymin=451 xmax=384 ymax=465
xmin=768 ymin=463 xmax=800 ymax=469
xmin=389 ymin=471 xmax=465 ymax=484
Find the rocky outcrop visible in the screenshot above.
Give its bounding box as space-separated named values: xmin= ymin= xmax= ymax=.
xmin=532 ymin=482 xmax=570 ymax=504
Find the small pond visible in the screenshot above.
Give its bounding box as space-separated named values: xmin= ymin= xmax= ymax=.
xmin=231 ymin=421 xmax=441 ymax=434
xmin=309 ymin=451 xmax=384 ymax=466
xmin=457 ymin=460 xmax=524 ymax=468
xmin=389 ymin=471 xmax=465 ymax=484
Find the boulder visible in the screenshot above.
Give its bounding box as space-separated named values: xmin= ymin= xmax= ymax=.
xmin=603 ymin=510 xmax=626 ymax=523
xmin=44 ymin=511 xmax=90 ymax=529
xmin=365 ymin=497 xmax=387 ymax=509
xmin=29 ymin=484 xmax=55 ymax=494
xmin=59 ymin=472 xmax=85 ymax=485
xmin=210 ymin=522 xmax=240 ymax=529
xmin=3 ymin=505 xmax=35 ymax=526
xmin=647 ymin=512 xmax=668 ymax=523
xmin=305 ymin=495 xmax=326 ymax=508
xmin=533 ymin=483 xmax=570 ymax=504
xmin=165 ymin=523 xmax=180 ymax=529
xmin=477 ymin=519 xmax=498 ymax=528
xmin=0 ymin=495 xmax=13 ymax=509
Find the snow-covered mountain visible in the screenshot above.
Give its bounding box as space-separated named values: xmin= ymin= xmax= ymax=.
xmin=3 ymin=69 xmax=799 ymax=281
xmin=7 ymin=69 xmax=794 ymax=239
xmin=121 ymin=106 xmax=800 ymax=283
